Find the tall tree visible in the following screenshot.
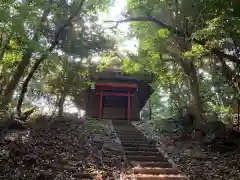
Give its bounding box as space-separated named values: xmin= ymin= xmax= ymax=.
xmin=109 ymin=0 xmax=240 ymax=122
xmin=0 ymin=0 xmax=114 ymax=111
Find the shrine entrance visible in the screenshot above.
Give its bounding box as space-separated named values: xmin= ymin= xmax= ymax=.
xmin=95 ymin=82 xmax=137 ymax=120
xmin=102 ymin=96 xmax=128 ymax=120
xmin=84 ymin=70 xmax=153 ymax=121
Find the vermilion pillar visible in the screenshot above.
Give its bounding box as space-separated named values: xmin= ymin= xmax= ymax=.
xmin=128 ymin=91 xmax=131 ymax=121
xmin=99 ymin=90 xmax=103 ymax=120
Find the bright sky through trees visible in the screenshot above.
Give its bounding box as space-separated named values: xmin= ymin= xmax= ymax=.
xmin=99 ymin=0 xmax=138 ymax=53
xmin=41 ymin=0 xmax=136 ymax=115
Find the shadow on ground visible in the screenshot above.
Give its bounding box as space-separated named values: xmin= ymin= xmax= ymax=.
xmin=134 ymin=120 xmax=240 ymax=180
xmin=0 ymin=118 xmax=125 ymax=180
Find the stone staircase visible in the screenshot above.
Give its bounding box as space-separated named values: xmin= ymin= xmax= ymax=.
xmin=103 ymin=107 xmax=126 ymax=120
xmin=112 ymin=120 xmax=187 ymax=180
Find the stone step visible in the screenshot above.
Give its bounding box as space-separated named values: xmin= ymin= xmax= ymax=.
xmin=133 ymin=174 xmax=187 ymax=180
xmin=121 ymin=140 xmax=150 ymax=144
xmin=121 ymin=131 xmax=141 ymax=133
xmin=131 ymin=162 xmax=173 ymax=168
xmin=118 ymin=136 xmax=146 ymax=139
xmin=117 ymin=134 xmax=144 ymax=136
xmin=120 ymin=139 xmax=149 ymax=143
xmin=115 ymin=129 xmax=143 ymax=135
xmin=115 ymin=127 xmax=139 ymax=129
xmin=117 ymin=131 xmax=143 ymax=133
xmin=118 ymin=135 xmax=145 ymax=139
xmin=126 ymin=155 xmax=166 ymax=162
xmin=122 ymin=143 xmax=156 ymax=148
xmin=116 ymin=131 xmax=143 ymax=134
xmin=133 ymin=167 xmax=179 ymax=175
xmin=121 ymin=139 xmax=155 ymax=143
xmin=118 ymin=134 xmax=145 ymax=136
xmin=124 ymin=147 xmax=159 ymax=152
xmin=114 ymin=127 xmax=133 ymax=129
xmin=113 ymin=123 xmax=186 ymax=180
xmin=125 ymin=151 xmax=161 ymax=156
xmin=118 ymin=137 xmax=147 ymax=140
xmin=117 ymin=128 xmax=141 ymax=129
xmin=111 ymin=120 xmax=129 ymax=123
xmin=114 ymin=129 xmax=141 ymax=131
xmin=115 ymin=125 xmax=136 ymax=126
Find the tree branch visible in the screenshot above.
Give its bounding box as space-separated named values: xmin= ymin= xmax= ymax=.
xmin=105 ymin=16 xmax=240 ymax=64
xmin=105 ymin=16 xmax=185 ymax=37
xmin=16 ymin=0 xmax=86 ymax=116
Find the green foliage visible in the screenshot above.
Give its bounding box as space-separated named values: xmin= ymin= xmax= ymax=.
xmin=0 ymin=0 xmax=116 ymax=112
xmin=97 ymin=53 xmax=115 ymax=72
xmin=0 ymin=0 xmax=239 ymax=126
xmin=157 ymin=29 xmax=169 ymax=39
xmin=184 ymin=44 xmax=206 ymax=59
xmin=125 ymin=0 xmax=240 ymax=124
xmin=151 ymin=118 xmax=178 ymax=132
xmin=121 ymin=58 xmax=141 ymax=73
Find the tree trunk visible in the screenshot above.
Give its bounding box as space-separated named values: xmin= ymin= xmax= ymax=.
xmin=58 ymin=93 xmax=66 ymax=117
xmin=210 ymin=59 xmax=226 ymax=107
xmin=169 ymin=84 xmax=183 ymax=108
xmin=218 ymin=56 xmax=236 ymax=88
xmin=0 ymin=36 xmax=11 ymax=61
xmin=0 ymin=67 xmax=9 ymax=94
xmin=16 ymin=54 xmax=47 ymax=116
xmin=189 ymin=67 xmax=202 ymax=120
xmin=1 ymin=4 xmax=53 ymax=108
xmin=1 ymin=50 xmax=32 ymax=108
xmin=148 ymin=99 xmax=152 ymax=120
xmin=237 ymin=98 xmax=240 ymax=131
xmin=180 ymin=59 xmax=203 ymax=122
xmin=16 ymin=34 xmax=62 ymax=115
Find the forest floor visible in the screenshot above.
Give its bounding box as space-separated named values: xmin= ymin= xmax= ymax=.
xmin=0 ymin=117 xmax=124 ymax=180
xmin=133 ymin=121 xmax=240 ymax=180
xmin=2 ymin=116 xmax=240 ymax=180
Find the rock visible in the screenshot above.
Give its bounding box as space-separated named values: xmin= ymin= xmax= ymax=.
xmin=205 ymin=160 xmax=213 ymax=168
xmin=203 ymin=121 xmax=228 ymax=138
xmin=103 ymin=142 xmax=123 ymax=152
xmin=202 ymin=132 xmax=216 ymax=144
xmin=49 ymin=164 xmax=78 ymax=172
xmin=0 ymin=149 xmax=10 ymax=160
xmin=182 ymin=149 xmax=192 ymax=157
xmin=43 ymin=151 xmax=55 ymax=159
xmin=37 ymin=170 xmax=54 ymax=180
xmin=72 ymin=172 xmax=92 ymax=178
xmin=147 ymin=138 xmax=157 ymax=144
xmin=23 ymin=153 xmax=37 ymax=166
xmin=193 ymin=151 xmax=208 ymax=160
xmin=63 ymin=165 xmax=78 ymax=172
xmin=191 ymin=130 xmax=204 ymax=140
xmin=8 ymin=120 xmax=28 ymax=130
xmin=182 ymin=149 xmax=208 ymax=160
xmin=92 ymin=133 xmax=110 ymax=143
